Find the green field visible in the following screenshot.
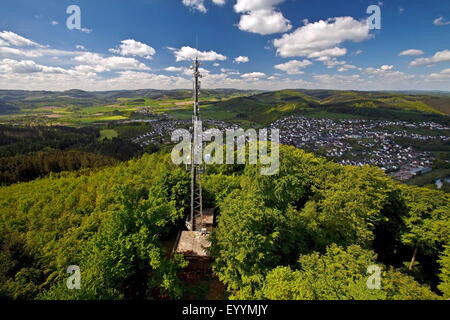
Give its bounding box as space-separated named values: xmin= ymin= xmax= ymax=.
xmin=99 ymin=129 xmax=118 ymax=140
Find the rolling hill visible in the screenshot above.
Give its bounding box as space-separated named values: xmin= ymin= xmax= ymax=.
xmin=0 ymin=89 xmax=255 ymax=112
xmin=1 ymin=88 xmax=449 ymax=126
xmin=211 ymin=89 xmax=450 ymax=125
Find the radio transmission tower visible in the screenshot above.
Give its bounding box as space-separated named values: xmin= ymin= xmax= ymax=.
xmin=174 ymin=47 xmax=214 ymax=275
xmin=186 ymin=53 xmax=204 ymax=233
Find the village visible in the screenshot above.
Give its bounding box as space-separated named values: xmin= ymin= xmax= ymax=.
xmin=271 ymin=116 xmax=449 ymax=181
xmin=129 ymin=116 xmax=449 ymax=182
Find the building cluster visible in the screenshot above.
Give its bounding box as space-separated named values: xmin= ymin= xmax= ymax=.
xmin=134 ymin=107 xmax=156 ymax=116
xmin=128 ymin=116 xmax=449 ymax=182
xmin=130 ymin=119 xmax=188 ymax=146
xmin=270 ymin=116 xmax=449 ymax=180
xmin=130 ymin=119 xmax=241 ymax=147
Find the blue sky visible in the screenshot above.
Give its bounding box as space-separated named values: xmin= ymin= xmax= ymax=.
xmin=0 ymin=0 xmax=449 ymax=91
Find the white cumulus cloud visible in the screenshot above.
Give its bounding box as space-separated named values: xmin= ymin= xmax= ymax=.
xmin=399 ymin=49 xmax=424 ymax=56
xmin=0 ymin=31 xmax=43 ymax=47
xmin=234 ymin=0 xmax=284 ymax=12
xmin=212 ymin=0 xmax=226 ymax=5
xmin=433 ymin=17 xmax=450 ymax=26
xmin=274 ymin=59 xmax=312 ymax=74
xmin=273 ymin=17 xmax=371 ymax=60
xmin=323 ymin=59 xmax=346 ymax=69
xmin=182 ymin=0 xmax=224 ymax=13
xmin=234 ymin=56 xmax=249 ymax=63
xmin=171 ymin=46 xmax=227 ymax=62
xmin=234 ymin=0 xmax=291 ymax=35
xmin=109 ymin=39 xmax=156 ymax=60
xmin=410 ymin=49 xmax=450 ymax=67
xmin=425 ymin=68 xmax=450 ymax=81
xmin=165 ymin=66 xmax=184 ymax=72
xmin=337 ymin=64 xmax=357 ymax=72
xmin=73 ymin=52 xmax=150 ymax=72
xmin=241 ymin=72 xmax=266 ymax=79
xmin=308 ymin=47 xmax=348 ymax=60
xmin=0 ymin=58 xmax=66 ymax=74
xmin=365 ymin=65 xmax=400 ymax=76
xmin=0 ymin=47 xmax=43 ymax=58
xmin=237 ymin=9 xmax=292 ymax=35
xmin=380 ymin=65 xmax=393 ymax=71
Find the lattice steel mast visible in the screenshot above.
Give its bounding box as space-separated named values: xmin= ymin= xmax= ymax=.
xmin=187 ymin=53 xmax=204 ymax=233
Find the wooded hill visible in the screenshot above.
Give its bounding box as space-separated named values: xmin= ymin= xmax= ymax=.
xmin=0 ymin=146 xmax=448 ymax=300
xmin=212 ymin=89 xmax=450 ymax=125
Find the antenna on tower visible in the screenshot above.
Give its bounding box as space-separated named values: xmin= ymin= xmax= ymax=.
xmin=196 ymin=36 xmax=199 ymax=60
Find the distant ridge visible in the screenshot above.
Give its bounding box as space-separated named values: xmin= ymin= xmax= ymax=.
xmin=0 ymin=88 xmax=449 ymax=125
xmin=212 ymin=89 xmax=450 ymax=125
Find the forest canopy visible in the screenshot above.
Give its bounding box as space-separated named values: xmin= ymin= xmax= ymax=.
xmin=0 ymin=146 xmax=448 ymax=300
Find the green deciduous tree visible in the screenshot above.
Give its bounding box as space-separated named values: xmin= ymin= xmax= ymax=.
xmin=438 ymin=245 xmax=450 ymax=298
xmin=210 ymin=191 xmax=297 ymax=299
xmin=399 ymin=185 xmax=450 ymax=270
xmin=263 ymin=244 xmax=439 ymax=300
